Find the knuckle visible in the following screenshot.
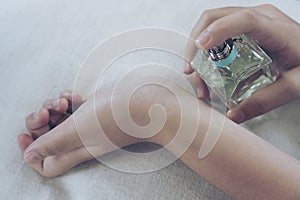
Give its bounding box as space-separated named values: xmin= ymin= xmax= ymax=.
xmin=248 ymin=99 xmax=266 ymax=117
xmin=44 ymin=144 xmax=57 ymax=156
xmin=286 ymin=68 xmax=300 ymax=97
xmin=191 ymin=9 xmax=215 ymax=36
xmin=200 ymin=10 xmax=213 ymax=21
xmin=259 ymin=4 xmax=276 ymax=11
xmin=240 ymin=9 xmax=258 ymax=26
xmin=240 ymin=98 xmax=266 ymax=120
xmin=199 ymin=9 xmax=218 ymax=25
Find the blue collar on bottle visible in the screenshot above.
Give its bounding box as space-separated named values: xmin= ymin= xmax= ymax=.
xmin=209 ymin=45 xmax=237 ymax=67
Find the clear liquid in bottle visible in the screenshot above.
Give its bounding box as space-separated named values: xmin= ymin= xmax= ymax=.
xmin=191 ymin=34 xmax=279 ymax=108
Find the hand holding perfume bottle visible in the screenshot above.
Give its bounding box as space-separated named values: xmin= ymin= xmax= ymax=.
xmin=184 ymin=4 xmax=300 ymax=123
xmin=191 ymin=34 xmax=279 ymax=109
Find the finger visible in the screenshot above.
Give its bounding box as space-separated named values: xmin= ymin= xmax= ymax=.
xmin=184 ymin=7 xmax=244 ymax=73
xmin=59 ymin=90 xmax=86 ymax=112
xmin=26 ymin=108 xmax=50 ymax=131
xmin=227 ymin=67 xmax=300 ymax=123
xmin=30 ymin=125 xmax=51 ymax=139
xmin=60 ymin=89 xmax=85 ymax=103
xmin=192 ymin=72 xmax=209 ymax=99
xmin=186 ymin=4 xmax=294 ymax=64
xmin=35 ymin=147 xmax=93 ymax=177
xmin=24 ymin=116 xmax=83 ymax=161
xmin=183 ymin=38 xmax=197 ymax=74
xmin=34 ymin=143 xmax=118 ymax=177
xmin=25 ymin=107 xmax=62 ymax=139
xmin=23 ymin=118 xmax=84 ymax=176
xmin=195 ymin=9 xmax=288 ymax=51
xmin=18 ymin=134 xmax=34 ymax=153
xmin=18 ymin=132 xmax=92 ymax=177
xmin=42 ymin=98 xmax=70 ymax=128
xmin=252 ymin=4 xmax=300 ymax=25
xmin=190 ymin=7 xmax=245 ymax=39
xmin=43 ymin=98 xmax=69 ymax=114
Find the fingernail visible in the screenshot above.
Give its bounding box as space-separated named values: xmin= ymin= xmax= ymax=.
xmin=33 ymin=110 xmax=40 ymax=120
xmin=24 ymin=151 xmax=43 ymax=163
xmin=195 ymin=31 xmax=211 ymax=47
xmin=183 ymin=63 xmax=189 ymax=72
xmin=51 ymin=99 xmax=61 ymax=108
xmin=196 ymin=88 xmax=204 ymax=98
xmin=227 ymin=110 xmax=246 ymax=123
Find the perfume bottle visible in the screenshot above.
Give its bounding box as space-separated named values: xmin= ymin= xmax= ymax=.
xmin=191 ymin=34 xmax=279 ymax=108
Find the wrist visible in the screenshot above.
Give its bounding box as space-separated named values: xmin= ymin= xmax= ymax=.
xmin=130 ymin=83 xmax=182 ymax=144
xmin=148 ymin=88 xmax=210 ymax=151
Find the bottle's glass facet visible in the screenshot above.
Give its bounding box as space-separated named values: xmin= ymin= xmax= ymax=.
xmin=191 ymin=34 xmax=279 ymax=108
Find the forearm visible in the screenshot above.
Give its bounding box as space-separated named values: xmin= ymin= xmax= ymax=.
xmin=156 ymin=99 xmax=300 ymax=199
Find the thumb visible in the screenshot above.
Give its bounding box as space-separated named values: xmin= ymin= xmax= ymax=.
xmin=227 ymin=68 xmax=300 ymax=123
xmin=23 ymin=116 xmax=82 ymax=164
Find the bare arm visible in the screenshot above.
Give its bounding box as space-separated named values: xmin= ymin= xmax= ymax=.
xmin=156 ymin=95 xmax=300 ymax=199
xmin=19 ymin=74 xmax=300 ymax=199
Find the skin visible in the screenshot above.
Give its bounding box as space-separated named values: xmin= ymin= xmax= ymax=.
xmin=18 ymin=4 xmax=300 ymax=200
xmin=184 ymin=4 xmax=300 ymax=123
xmin=18 ymin=83 xmax=300 ymax=199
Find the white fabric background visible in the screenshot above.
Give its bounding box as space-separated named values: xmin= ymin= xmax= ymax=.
xmin=1 ymin=0 xmax=300 ymax=199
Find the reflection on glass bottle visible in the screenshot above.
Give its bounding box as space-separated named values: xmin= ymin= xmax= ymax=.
xmin=191 ymin=34 xmax=279 ymax=108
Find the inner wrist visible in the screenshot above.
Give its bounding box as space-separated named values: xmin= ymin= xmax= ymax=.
xmin=148 ymin=89 xmax=210 ymax=147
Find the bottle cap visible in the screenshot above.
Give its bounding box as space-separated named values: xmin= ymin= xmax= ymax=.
xmin=207 ymin=38 xmax=237 ymax=67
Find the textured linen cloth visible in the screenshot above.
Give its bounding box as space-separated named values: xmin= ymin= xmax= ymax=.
xmin=1 ymin=0 xmax=300 ymax=199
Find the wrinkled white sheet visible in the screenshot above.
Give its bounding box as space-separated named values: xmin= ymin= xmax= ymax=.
xmin=1 ymin=0 xmax=300 ymax=199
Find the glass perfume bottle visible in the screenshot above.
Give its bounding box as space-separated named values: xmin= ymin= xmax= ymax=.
xmin=191 ymin=34 xmax=279 ymax=108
